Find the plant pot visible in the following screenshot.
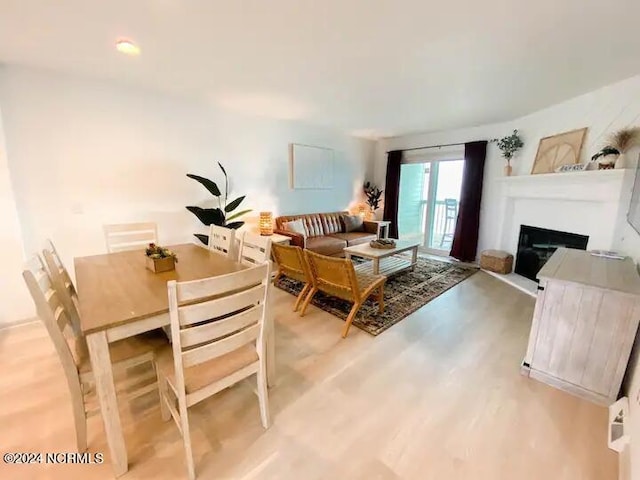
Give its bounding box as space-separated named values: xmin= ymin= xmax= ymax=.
xmin=146 ymin=256 xmax=175 ymax=273
xmin=504 ymin=163 xmax=513 ymax=176
xmin=598 ymin=153 xmax=618 ymax=170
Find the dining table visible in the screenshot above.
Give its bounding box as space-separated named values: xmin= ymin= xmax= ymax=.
xmin=74 ymin=243 xmax=276 ymax=477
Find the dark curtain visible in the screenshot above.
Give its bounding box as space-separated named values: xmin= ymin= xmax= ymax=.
xmin=450 ymin=141 xmax=488 ymax=262
xmin=383 ymin=150 xmax=403 ymax=238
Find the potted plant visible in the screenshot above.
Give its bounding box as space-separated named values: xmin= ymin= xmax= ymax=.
xmin=591 ymin=127 xmax=640 ymax=169
xmin=363 ymin=182 xmax=383 ymax=219
xmin=492 ymin=129 xmax=524 ymax=176
xmin=186 ymin=162 xmax=252 ymax=245
xmin=145 ymin=243 xmax=178 ymax=273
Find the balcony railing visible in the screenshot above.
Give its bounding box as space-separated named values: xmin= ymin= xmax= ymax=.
xmin=399 ymin=199 xmax=458 ymax=251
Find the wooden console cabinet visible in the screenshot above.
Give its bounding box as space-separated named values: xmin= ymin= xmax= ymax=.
xmin=522 ymin=248 xmax=640 ymax=406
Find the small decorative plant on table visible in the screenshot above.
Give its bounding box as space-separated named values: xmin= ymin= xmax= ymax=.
xmin=591 ymin=127 xmax=640 ymax=169
xmin=145 ymin=243 xmax=178 ymax=273
xmin=363 ymin=182 xmax=383 ymax=219
xmin=492 ymin=129 xmax=524 ymax=176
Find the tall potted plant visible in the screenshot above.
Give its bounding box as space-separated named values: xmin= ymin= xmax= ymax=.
xmin=492 ymin=129 xmax=524 ymax=176
xmin=186 ymin=162 xmax=252 ymax=245
xmin=363 ymin=182 xmax=383 ymax=219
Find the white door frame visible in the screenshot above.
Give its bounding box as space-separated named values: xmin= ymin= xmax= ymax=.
xmin=401 ymin=152 xmax=464 ymax=257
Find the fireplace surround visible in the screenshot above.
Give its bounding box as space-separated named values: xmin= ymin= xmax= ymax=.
xmin=515 ymin=225 xmax=589 ymax=281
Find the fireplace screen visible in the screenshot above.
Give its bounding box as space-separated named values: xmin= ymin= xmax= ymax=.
xmin=515 ymin=225 xmax=589 ymax=281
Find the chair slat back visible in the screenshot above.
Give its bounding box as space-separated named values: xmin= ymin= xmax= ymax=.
xmin=238 ymin=232 xmax=272 ymax=266
xmin=208 ymin=225 xmax=235 ymax=258
xmin=23 ymin=256 xmax=88 ymax=375
xmin=271 ymin=243 xmax=312 ymax=283
xmin=167 ymin=263 xmax=271 ymax=394
xmin=104 ymin=222 xmax=158 ymax=253
xmin=304 ymin=250 xmax=359 ymax=301
xmin=42 ymin=239 xmax=82 ymax=336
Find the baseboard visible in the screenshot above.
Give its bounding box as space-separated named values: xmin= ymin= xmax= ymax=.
xmin=0 ymin=317 xmax=38 ymax=330
xmin=619 ymin=445 xmax=631 ymax=480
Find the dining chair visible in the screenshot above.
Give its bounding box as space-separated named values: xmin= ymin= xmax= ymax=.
xmin=104 ymin=222 xmax=158 ymax=253
xmin=238 ymin=232 xmax=272 ymax=266
xmin=158 ymin=262 xmax=272 ymax=480
xmin=22 ymin=255 xmax=164 ymax=453
xmin=207 ymin=224 xmax=235 ymax=258
xmin=302 ymin=250 xmax=386 ymax=338
xmin=271 ymin=243 xmax=314 ymax=312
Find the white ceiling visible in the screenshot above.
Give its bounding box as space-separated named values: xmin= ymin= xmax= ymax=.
xmin=1 ymin=0 xmax=639 ymax=138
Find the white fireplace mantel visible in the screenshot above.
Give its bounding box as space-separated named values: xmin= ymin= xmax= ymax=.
xmin=497 ymin=169 xmax=633 ymax=203
xmin=495 ymin=168 xmax=635 ymax=261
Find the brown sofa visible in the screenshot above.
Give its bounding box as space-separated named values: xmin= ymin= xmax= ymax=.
xmin=274 ymin=211 xmax=378 ymax=256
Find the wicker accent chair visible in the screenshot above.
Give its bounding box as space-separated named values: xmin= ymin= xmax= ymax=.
xmin=302 ymin=250 xmax=386 ymax=338
xmin=271 ymin=243 xmax=314 ymax=312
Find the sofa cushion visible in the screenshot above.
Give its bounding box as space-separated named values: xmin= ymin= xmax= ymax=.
xmin=341 ymin=215 xmax=364 ymax=233
xmin=321 ymin=212 xmax=344 ymax=235
xmin=306 ymin=236 xmax=347 ymax=256
xmin=329 ymin=232 xmax=377 ymax=247
xmin=283 ymin=219 xmax=307 ymax=238
xmin=275 ymin=212 xmax=349 ymax=237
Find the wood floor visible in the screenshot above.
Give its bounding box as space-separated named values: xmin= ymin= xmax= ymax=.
xmin=0 ymin=272 xmax=616 ymax=479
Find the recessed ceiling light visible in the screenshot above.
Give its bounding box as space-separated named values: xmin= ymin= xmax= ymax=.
xmin=115 ymin=39 xmax=140 ymax=56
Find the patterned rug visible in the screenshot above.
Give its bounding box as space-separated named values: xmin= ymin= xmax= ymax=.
xmin=274 ymin=255 xmax=478 ymax=336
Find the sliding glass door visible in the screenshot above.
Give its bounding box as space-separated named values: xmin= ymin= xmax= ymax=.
xmin=397 ymin=157 xmax=464 ymax=255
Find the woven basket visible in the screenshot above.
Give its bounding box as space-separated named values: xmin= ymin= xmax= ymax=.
xmin=480 ymin=250 xmax=513 ymax=274
xmin=370 ymin=240 xmax=396 ymax=249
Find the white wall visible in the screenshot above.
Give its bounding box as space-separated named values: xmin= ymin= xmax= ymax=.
xmin=375 ymin=73 xmax=640 ymax=260
xmin=376 ymin=73 xmax=640 ymax=480
xmin=0 ymin=65 xmax=374 ymax=323
xmin=0 ymin=105 xmax=31 ymax=324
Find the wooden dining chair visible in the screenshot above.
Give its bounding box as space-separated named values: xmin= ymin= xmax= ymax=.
xmin=238 ymin=232 xmax=272 ymax=266
xmin=22 ymin=255 xmax=163 ymax=453
xmin=271 ymin=243 xmax=314 ymax=312
xmin=42 ymin=239 xmax=82 ymax=335
xmin=104 ymin=222 xmax=158 ymax=253
xmin=207 ymin=224 xmax=235 ymax=258
xmin=158 ymin=263 xmax=272 ymax=480
xmin=302 ymin=250 xmax=386 ymax=338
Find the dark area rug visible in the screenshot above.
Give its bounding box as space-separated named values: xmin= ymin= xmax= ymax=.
xmin=274 ymin=256 xmax=478 ymax=336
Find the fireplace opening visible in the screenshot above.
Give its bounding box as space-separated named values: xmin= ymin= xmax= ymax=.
xmin=515 ymin=225 xmax=589 ymax=281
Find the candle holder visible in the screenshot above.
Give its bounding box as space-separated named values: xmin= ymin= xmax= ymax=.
xmin=259 ymin=211 xmax=274 ymax=236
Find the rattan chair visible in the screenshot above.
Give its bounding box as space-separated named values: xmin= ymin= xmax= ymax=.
xmin=302 ymin=250 xmax=386 ymax=338
xmin=271 ymin=243 xmax=314 ymax=312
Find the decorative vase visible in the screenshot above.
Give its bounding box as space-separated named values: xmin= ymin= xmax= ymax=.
xmin=598 ymin=153 xmax=618 ymax=170
xmin=504 ymin=160 xmax=512 ymax=176
xmin=146 ymin=256 xmax=175 ymax=273
xmin=614 ymin=153 xmax=626 ymax=169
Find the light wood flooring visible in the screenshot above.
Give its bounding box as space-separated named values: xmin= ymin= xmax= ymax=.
xmin=0 ymin=272 xmax=616 ymax=479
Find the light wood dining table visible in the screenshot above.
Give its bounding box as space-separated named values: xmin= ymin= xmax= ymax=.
xmin=75 ymin=243 xmax=276 ymax=477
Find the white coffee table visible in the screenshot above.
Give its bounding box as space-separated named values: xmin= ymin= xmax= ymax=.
xmin=344 ymin=239 xmax=420 ymax=277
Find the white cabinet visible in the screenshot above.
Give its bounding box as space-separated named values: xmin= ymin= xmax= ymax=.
xmin=522 ymin=248 xmax=640 ymax=405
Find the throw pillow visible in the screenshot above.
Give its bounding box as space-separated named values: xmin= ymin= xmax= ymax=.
xmin=342 ymin=214 xmax=364 ymax=233
xmin=283 ymin=219 xmax=307 ymax=237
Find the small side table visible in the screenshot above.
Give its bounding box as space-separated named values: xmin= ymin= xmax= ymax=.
xmin=368 ymin=220 xmax=391 ymax=240
xmin=269 ymin=233 xmax=291 ymax=246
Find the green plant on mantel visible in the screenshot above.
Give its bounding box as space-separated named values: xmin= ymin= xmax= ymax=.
xmin=491 ymin=129 xmax=524 ymax=162
xmin=185 ymin=162 xmax=252 ymax=245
